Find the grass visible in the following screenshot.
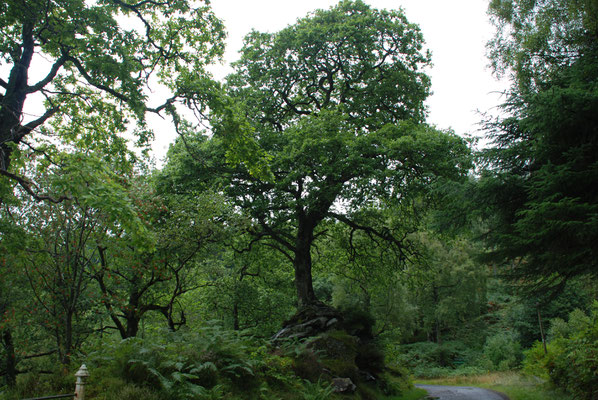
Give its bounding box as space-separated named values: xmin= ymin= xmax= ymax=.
xmin=415 ymin=371 xmax=573 ymax=400
xmin=390 ymin=387 xmax=428 ymax=400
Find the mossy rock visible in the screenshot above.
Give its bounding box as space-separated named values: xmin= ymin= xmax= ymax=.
xmin=273 ymin=303 xmax=342 ymax=341
xmin=307 ymin=330 xmax=358 ymax=361
xmin=355 ymin=342 xmax=385 ymax=375
xmin=337 ymin=307 xmax=375 ymax=342
xmin=320 ymin=358 xmax=359 ymax=382
xmin=283 ymin=303 xmax=340 ymax=326
xmin=292 ymin=349 xmax=324 ymax=381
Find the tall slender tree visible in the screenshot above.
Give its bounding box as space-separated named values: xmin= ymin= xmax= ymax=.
xmin=480 ymin=0 xmax=598 ymax=293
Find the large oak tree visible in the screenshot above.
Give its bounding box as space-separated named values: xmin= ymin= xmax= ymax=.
xmin=162 ymin=0 xmax=471 ymax=307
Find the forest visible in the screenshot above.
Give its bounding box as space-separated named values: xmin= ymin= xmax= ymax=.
xmin=0 ymin=0 xmax=597 ymax=399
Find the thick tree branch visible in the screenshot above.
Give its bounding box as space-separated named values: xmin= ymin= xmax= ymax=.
xmin=327 ymin=211 xmax=407 ymax=256
xmin=257 ymin=218 xmax=296 ymax=253
xmin=14 ymin=107 xmax=59 ymax=141
xmin=0 ymin=169 xmax=71 ymax=203
xmin=66 ymin=56 xmax=131 ymax=103
xmin=22 ymin=350 xmax=57 ymax=360
xmin=26 ymin=54 xmax=68 ymax=94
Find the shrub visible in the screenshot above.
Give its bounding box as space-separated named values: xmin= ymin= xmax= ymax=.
xmin=522 ymin=302 xmax=598 ymax=400
xmin=394 ymin=340 xmax=481 ymax=377
xmin=482 ymin=331 xmax=522 ymax=370
xmin=85 ymin=325 xmax=264 ymax=399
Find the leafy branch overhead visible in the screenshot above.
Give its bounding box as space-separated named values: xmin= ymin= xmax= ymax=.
xmin=0 ymin=0 xmax=226 ymax=195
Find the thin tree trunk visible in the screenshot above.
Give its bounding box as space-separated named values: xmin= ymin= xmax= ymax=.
xmin=61 ymin=312 xmax=73 ymax=365
xmin=233 ymin=301 xmax=240 ymax=331
xmin=1 ymin=328 xmax=17 ymax=387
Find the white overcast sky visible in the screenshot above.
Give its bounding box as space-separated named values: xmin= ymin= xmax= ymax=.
xmin=152 ymin=0 xmax=509 ymax=162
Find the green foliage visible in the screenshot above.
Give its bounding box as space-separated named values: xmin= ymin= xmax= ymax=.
xmin=86 ymin=326 xmax=263 ymax=399
xmin=163 ymin=0 xmax=471 ymax=307
xmin=394 ymin=341 xmax=486 ymax=378
xmin=482 ymin=332 xmax=522 ymax=371
xmin=4 ymin=368 xmax=75 ymax=400
xmin=408 ymin=233 xmax=487 ymax=344
xmin=488 ymin=0 xmax=598 ymax=90
xmin=480 ymin=0 xmax=598 ymax=294
xmin=522 ymin=303 xmax=598 ymax=399
xmin=0 ymin=0 xmax=225 ymax=171
xmin=300 ymin=379 xmax=334 ymax=400
xmin=231 ymin=0 xmax=432 ymax=128
xmin=82 ymin=326 xmax=391 ymax=400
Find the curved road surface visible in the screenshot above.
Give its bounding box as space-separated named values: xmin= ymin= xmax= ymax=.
xmin=416 ymin=384 xmax=509 ymax=400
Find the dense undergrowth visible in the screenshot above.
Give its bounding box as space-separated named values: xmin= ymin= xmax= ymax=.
xmin=396 ymin=303 xmax=598 ymax=400
xmin=1 ymin=323 xmax=414 ymax=400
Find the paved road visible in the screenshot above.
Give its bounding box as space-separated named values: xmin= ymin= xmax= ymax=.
xmin=416 ymin=384 xmax=509 ymax=400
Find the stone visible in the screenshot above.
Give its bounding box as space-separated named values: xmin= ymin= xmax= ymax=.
xmin=332 ymin=377 xmax=356 ymax=393
xmin=326 ymin=317 xmax=339 ymax=328
xmin=271 ymin=302 xmax=343 ymax=342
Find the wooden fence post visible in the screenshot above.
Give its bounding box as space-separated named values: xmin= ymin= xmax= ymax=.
xmin=74 ymin=364 xmax=89 ymax=400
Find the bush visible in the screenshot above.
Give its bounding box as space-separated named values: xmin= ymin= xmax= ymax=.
xmin=482 ymin=331 xmax=522 ymax=370
xmin=85 ymin=325 xmax=264 ymax=399
xmin=394 ymin=340 xmax=482 ymax=377
xmin=6 ymin=369 xmax=73 ymax=400
xmin=522 ymin=302 xmax=598 ymax=400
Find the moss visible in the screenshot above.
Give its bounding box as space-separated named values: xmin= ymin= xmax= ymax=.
xmin=308 ymin=330 xmax=358 ymax=361
xmin=114 ymin=384 xmax=163 ymax=400
xmin=356 ymin=381 xmax=384 ymax=400
xmin=356 ymin=342 xmax=385 ymax=375
xmin=321 ymin=358 xmax=359 ymax=381
xmin=338 ymin=307 xmax=375 ymax=342
xmin=293 ymin=349 xmax=324 ymax=381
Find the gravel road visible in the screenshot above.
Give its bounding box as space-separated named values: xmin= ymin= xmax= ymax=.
xmin=415 ymin=384 xmax=510 ymax=400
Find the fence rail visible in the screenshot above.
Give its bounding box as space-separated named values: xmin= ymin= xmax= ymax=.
xmin=22 ymin=394 xmax=76 ymax=400
xmin=20 ymin=364 xmax=89 ymax=400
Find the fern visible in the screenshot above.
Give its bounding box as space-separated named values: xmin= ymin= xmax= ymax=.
xmin=301 ymin=379 xmax=335 ymax=400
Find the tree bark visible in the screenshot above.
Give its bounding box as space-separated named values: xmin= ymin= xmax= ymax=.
xmin=232 ymin=301 xmax=240 ymax=331
xmin=1 ymin=328 xmax=17 ymax=387
xmin=125 ymin=314 xmax=140 ymax=338
xmin=294 ymin=217 xmax=318 ymax=306
xmin=61 ymin=311 xmax=73 ymax=365
xmin=0 ymin=23 xmax=35 ymax=171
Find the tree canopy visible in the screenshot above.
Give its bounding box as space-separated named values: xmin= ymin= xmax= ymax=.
xmin=161 ymin=0 xmax=471 ymax=307
xmin=0 ymin=0 xmax=225 ymax=199
xmin=480 ymin=0 xmax=598 ymax=293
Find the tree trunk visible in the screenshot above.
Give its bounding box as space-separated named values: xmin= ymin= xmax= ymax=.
xmin=232 ymin=301 xmax=240 ymax=331
xmin=432 ymin=285 xmax=442 ymax=344
xmin=0 ymin=23 xmax=35 ymax=171
xmin=294 ymin=219 xmax=318 ymax=306
xmin=124 ymin=311 xmax=140 ymax=338
xmin=1 ymin=328 xmax=17 ymax=387
xmin=61 ymin=311 xmax=73 ymax=365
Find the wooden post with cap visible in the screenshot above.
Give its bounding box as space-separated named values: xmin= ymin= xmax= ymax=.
xmin=74 ymin=364 xmax=89 ymax=400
